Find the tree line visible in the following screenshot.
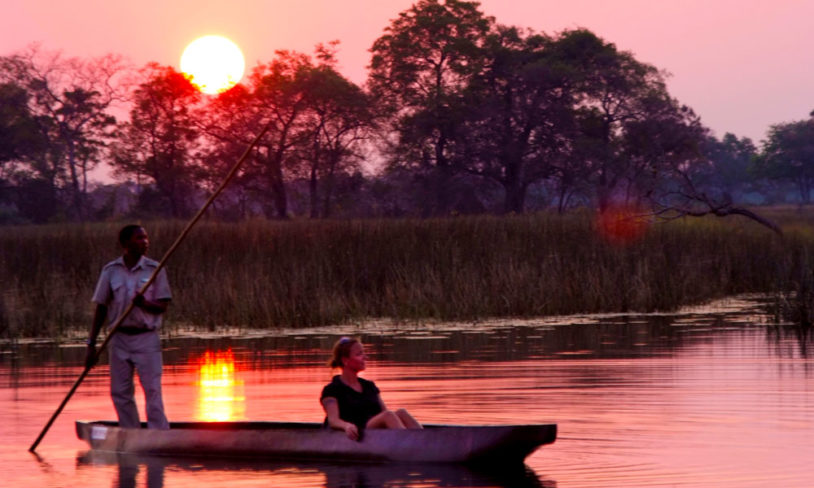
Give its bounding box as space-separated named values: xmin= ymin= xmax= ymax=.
xmin=1 ymin=0 xmax=811 ymax=226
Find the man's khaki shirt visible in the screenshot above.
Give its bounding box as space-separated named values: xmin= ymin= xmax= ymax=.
xmin=91 ymin=255 xmax=172 ymax=330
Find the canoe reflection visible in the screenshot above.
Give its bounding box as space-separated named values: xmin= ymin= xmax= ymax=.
xmin=77 ymin=450 xmax=555 ymax=488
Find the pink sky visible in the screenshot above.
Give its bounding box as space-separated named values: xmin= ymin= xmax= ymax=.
xmin=2 ymin=0 xmax=813 ymax=144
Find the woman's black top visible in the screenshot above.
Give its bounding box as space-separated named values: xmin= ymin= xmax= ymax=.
xmin=320 ymin=375 xmax=382 ymax=429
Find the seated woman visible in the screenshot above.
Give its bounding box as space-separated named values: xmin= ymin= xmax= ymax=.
xmin=320 ymin=336 xmax=421 ymax=440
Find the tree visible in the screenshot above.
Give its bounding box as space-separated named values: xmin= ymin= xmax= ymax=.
xmin=634 ymin=108 xmax=782 ymax=235
xmin=754 ymin=113 xmax=814 ymax=204
xmin=698 ymin=133 xmax=759 ymax=204
xmin=558 ymin=30 xmax=677 ymax=211
xmin=200 ymin=45 xmax=375 ymax=220
xmin=201 ymin=51 xmax=318 ymax=219
xmin=0 ymin=47 xmax=126 ymax=220
xmin=454 ymin=26 xmax=579 ymax=213
xmin=195 ymin=83 xmax=261 ymax=219
xmin=297 ymin=45 xmax=374 ymax=218
xmin=0 ymin=82 xmax=43 ymax=164
xmin=0 ymin=82 xmax=50 ymax=222
xmin=368 ymin=0 xmax=493 ymax=215
xmin=112 ymin=64 xmax=202 ymax=218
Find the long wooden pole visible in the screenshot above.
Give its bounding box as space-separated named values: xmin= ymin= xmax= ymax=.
xmin=29 ymin=120 xmax=273 ymax=452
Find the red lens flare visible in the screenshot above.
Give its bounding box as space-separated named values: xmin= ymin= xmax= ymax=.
xmin=595 ymin=204 xmax=651 ymax=245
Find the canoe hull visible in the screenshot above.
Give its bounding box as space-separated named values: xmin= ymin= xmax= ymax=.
xmin=75 ymin=420 xmax=556 ymax=464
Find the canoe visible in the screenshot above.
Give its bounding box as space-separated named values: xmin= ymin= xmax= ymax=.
xmin=76 ymin=420 xmax=557 ymax=464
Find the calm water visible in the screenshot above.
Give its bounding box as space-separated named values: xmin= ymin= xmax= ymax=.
xmin=2 ymin=296 xmax=813 ymax=487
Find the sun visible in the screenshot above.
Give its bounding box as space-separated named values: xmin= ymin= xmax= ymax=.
xmin=181 ymin=35 xmax=245 ymax=94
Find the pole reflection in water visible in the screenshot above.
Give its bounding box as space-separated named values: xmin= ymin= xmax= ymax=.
xmin=196 ymin=349 xmax=245 ymax=422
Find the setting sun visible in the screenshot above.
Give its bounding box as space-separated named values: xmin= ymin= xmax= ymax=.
xmin=180 ymin=35 xmax=245 ymax=94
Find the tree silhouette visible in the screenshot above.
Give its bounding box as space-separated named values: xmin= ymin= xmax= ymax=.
xmin=369 ymin=0 xmax=493 ymax=215
xmin=112 ymin=64 xmax=202 ymax=218
xmin=755 ymin=113 xmax=814 ymax=205
xmin=0 ymin=48 xmax=125 ymax=220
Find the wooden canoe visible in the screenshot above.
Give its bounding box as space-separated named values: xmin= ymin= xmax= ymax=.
xmin=76 ymin=420 xmax=557 ymax=464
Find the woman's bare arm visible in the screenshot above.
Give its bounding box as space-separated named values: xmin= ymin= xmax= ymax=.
xmin=321 ymin=397 xmax=359 ymax=440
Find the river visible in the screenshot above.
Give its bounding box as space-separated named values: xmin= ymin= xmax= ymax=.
xmin=1 ymin=295 xmax=812 ymax=487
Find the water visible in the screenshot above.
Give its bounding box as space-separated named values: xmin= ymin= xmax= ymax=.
xmin=2 ymin=296 xmax=813 ymax=487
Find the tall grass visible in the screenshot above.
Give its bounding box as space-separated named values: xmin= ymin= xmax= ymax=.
xmin=1 ymin=211 xmax=809 ymax=339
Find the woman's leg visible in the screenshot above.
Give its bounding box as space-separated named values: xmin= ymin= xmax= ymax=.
xmin=366 ymin=410 xmax=406 ymax=429
xmin=395 ymin=408 xmax=422 ymax=429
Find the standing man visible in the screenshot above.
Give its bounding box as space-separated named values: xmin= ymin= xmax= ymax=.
xmin=85 ymin=224 xmax=171 ymax=429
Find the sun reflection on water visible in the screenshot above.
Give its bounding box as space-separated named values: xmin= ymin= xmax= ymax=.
xmin=196 ymin=349 xmax=246 ymax=421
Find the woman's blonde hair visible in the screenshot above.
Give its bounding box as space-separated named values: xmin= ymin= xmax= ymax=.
xmin=329 ymin=336 xmax=359 ymax=368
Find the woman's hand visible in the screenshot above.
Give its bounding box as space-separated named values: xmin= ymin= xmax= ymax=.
xmin=343 ymin=422 xmax=359 ymax=441
xmin=322 ymin=397 xmax=361 ymax=441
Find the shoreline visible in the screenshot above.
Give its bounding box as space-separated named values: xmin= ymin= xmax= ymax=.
xmin=1 ymin=294 xmax=774 ymax=347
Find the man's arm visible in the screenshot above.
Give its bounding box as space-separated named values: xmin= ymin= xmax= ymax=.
xmin=133 ymin=295 xmax=170 ymax=314
xmin=133 ymin=266 xmax=172 ymax=315
xmin=85 ymin=304 xmax=107 ymax=369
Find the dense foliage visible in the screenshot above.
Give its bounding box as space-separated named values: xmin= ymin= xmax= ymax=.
xmin=0 ymin=0 xmax=811 ymax=225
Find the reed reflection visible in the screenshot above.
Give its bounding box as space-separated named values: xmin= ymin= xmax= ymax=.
xmin=766 ymin=322 xmax=813 ymax=358
xmin=196 ymin=349 xmax=245 ymax=421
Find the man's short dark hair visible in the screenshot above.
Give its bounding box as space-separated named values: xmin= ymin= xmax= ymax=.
xmin=118 ymin=224 xmax=144 ymax=245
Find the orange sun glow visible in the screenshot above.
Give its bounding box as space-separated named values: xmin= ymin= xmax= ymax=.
xmin=180 ymin=35 xmax=245 ymax=94
xmin=196 ymin=349 xmax=245 ymax=421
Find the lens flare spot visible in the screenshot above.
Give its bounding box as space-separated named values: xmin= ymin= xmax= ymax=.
xmin=596 ymin=204 xmax=651 ymax=245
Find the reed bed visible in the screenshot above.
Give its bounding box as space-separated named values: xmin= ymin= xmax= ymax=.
xmin=0 ymin=211 xmax=809 ymax=339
